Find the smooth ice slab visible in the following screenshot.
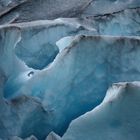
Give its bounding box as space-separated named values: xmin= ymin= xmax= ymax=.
xmin=62 ymin=82 xmax=140 ymax=140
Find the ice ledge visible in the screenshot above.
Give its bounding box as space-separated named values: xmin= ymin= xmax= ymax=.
xmin=62 ymin=81 xmax=140 ymax=140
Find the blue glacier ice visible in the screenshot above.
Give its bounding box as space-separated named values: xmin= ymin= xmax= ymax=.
xmin=61 ymin=82 xmax=140 ymax=140
xmin=0 ymin=2 xmax=140 ymax=140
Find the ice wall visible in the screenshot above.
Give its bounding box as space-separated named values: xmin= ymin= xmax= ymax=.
xmin=0 ymin=1 xmax=140 ymax=140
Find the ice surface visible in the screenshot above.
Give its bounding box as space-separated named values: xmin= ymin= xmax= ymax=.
xmin=62 ymin=82 xmax=140 ymax=140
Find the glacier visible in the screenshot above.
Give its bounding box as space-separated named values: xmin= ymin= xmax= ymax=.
xmin=0 ymin=1 xmax=140 ymax=140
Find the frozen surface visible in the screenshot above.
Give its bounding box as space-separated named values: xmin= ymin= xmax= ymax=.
xmin=62 ymin=82 xmax=140 ymax=140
